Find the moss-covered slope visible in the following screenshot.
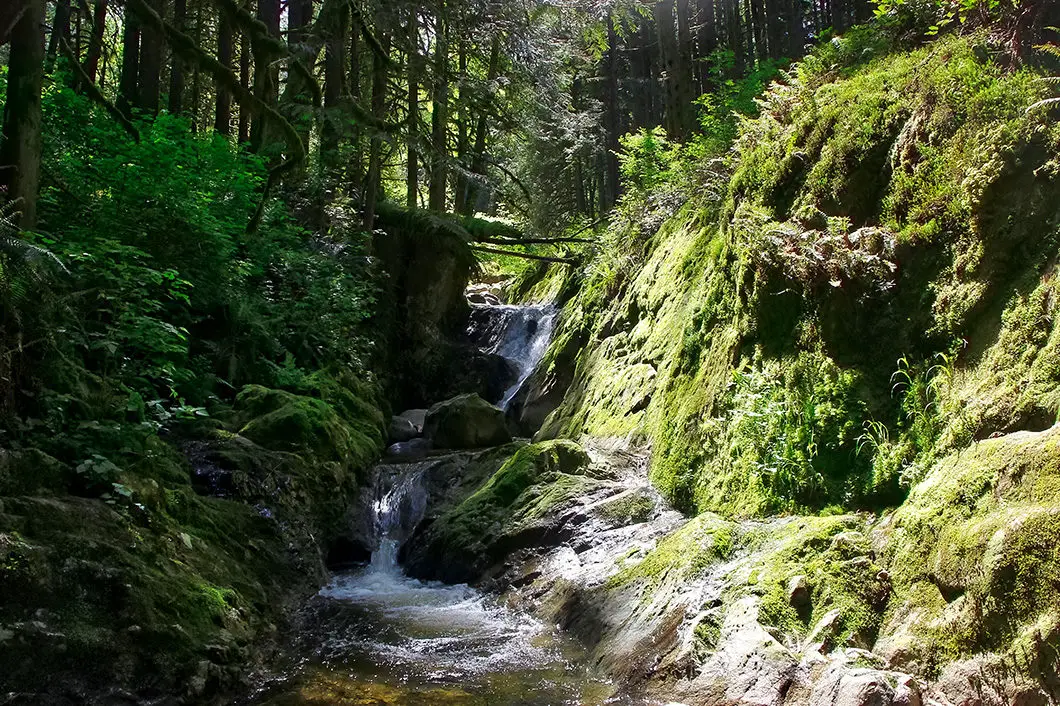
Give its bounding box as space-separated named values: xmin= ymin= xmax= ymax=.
xmin=539 ymin=31 xmax=1060 ymax=517
xmin=524 ymin=28 xmax=1060 ymax=698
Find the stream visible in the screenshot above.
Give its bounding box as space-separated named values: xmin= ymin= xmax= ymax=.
xmin=248 ymin=298 xmax=645 ymax=705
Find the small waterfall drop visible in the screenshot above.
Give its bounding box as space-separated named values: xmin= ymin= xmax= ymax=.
xmin=365 ymin=461 xmax=430 ymax=574
xmin=468 ymin=303 xmax=557 ymax=410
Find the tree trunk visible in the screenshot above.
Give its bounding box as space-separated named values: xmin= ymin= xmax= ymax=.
xmin=406 ymin=9 xmax=419 ymax=208
xmin=285 ymin=0 xmax=314 ymax=151
xmin=249 ymin=0 xmax=280 ymax=152
xmin=462 ymin=33 xmax=500 ymax=216
xmin=83 ymin=0 xmax=107 ymax=85
xmin=136 ymin=0 xmax=162 ymax=114
xmin=363 ymin=31 xmax=390 ymax=230
xmin=169 ymin=0 xmax=186 ymax=114
xmin=320 ymin=0 xmax=347 ymax=172
xmin=46 ymin=0 xmax=71 ymax=69
xmin=1 ymin=0 xmax=45 ymax=229
xmin=428 ymin=5 xmax=449 ymax=212
xmin=117 ymin=6 xmax=140 ymax=117
xmin=347 ymin=18 xmax=361 ymax=193
xmin=214 ymin=11 xmax=232 ymax=131
xmin=695 ymin=0 xmax=718 ymax=94
xmin=238 ymin=29 xmax=251 ymax=142
xmin=603 ymin=14 xmax=621 ymax=211
xmin=655 ymin=0 xmax=691 ymax=140
xmin=453 ymin=40 xmax=468 ymax=213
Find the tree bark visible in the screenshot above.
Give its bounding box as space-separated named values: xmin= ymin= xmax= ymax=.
xmin=461 ymin=33 xmax=500 ymax=216
xmin=655 ymin=0 xmax=692 ymax=140
xmin=46 ymin=0 xmax=71 ymax=69
xmin=169 ymin=0 xmax=187 ymax=114
xmin=83 ymin=0 xmax=107 ymax=85
xmin=428 ymin=5 xmax=449 ymax=212
xmin=1 ymin=0 xmax=45 ymax=229
xmin=406 ymin=9 xmax=419 ymax=208
xmin=117 ymin=6 xmax=140 ymax=117
xmin=238 ymin=28 xmax=251 ymax=142
xmin=603 ymin=14 xmax=620 ymax=211
xmin=136 ymin=0 xmax=162 ymax=114
xmin=363 ymin=30 xmax=390 ymax=230
xmin=249 ymin=0 xmax=280 ymax=152
xmin=347 ymin=16 xmax=361 ymax=192
xmin=320 ymin=0 xmax=346 ymax=172
xmin=213 ymin=12 xmax=233 ymax=131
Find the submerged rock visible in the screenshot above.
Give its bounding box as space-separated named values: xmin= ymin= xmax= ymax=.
xmin=423 ymin=393 xmax=512 ymax=449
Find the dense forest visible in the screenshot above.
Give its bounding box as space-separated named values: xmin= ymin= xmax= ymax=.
xmin=2 ymin=0 xmax=1060 ymax=703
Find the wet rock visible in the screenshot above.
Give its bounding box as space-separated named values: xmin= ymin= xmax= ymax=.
xmin=397 ymin=409 xmax=428 ymax=433
xmin=423 ymin=394 xmax=512 ymax=449
xmin=892 ymin=675 xmax=922 ymax=706
xmin=806 ymin=608 xmax=844 ymax=653
xmin=787 ymin=575 xmax=812 ymax=620
xmin=388 ymin=416 xmax=418 ymax=443
xmin=386 ymin=437 xmax=433 ymax=458
xmin=809 ymin=665 xmax=895 ymax=706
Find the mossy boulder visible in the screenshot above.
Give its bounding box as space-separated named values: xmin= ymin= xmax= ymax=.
xmin=404 ymin=440 xmax=594 ymax=582
xmin=423 ymin=393 xmax=512 ymax=449
xmin=234 ymin=384 xmax=380 ymax=471
xmin=0 ymin=449 xmax=72 ymax=496
xmin=877 ymin=426 xmax=1060 ymax=681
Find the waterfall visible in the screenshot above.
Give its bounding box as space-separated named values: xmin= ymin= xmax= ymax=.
xmin=468 ymin=303 xmax=558 ymax=410
xmin=365 ymin=461 xmax=431 ymax=573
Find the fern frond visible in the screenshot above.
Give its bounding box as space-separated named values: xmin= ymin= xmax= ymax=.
xmin=1028 ymin=97 xmax=1060 ymax=113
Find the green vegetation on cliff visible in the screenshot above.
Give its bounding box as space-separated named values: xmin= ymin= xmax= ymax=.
xmin=537 ymin=30 xmax=1060 ymax=518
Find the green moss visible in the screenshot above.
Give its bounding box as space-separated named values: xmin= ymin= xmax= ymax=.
xmin=740 ymin=516 xmax=887 ymax=647
xmin=881 ymin=428 xmax=1060 ymax=668
xmin=407 ymin=440 xmax=596 ymax=582
xmin=607 ymin=513 xmax=736 ymax=590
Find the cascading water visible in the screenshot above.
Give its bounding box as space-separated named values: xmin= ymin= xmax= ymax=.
xmin=250 ymin=453 xmax=632 ymax=705
xmin=467 ymin=303 xmax=558 ymax=410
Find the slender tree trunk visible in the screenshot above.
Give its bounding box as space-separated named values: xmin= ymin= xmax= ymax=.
xmin=463 ymin=34 xmax=500 ymax=216
xmin=603 ymin=14 xmax=620 ymax=211
xmin=136 ymin=0 xmax=161 ymax=114
xmin=250 ymin=0 xmax=280 ymax=152
xmin=655 ymin=0 xmax=691 ymax=140
xmin=428 ymin=6 xmax=449 ymax=212
xmin=320 ymin=0 xmax=347 ymax=172
xmin=1 ymin=0 xmax=45 ymax=229
xmin=117 ymin=7 xmax=140 ymax=117
xmin=453 ymin=40 xmax=469 ymax=213
xmin=406 ymin=9 xmax=420 ymax=208
xmin=169 ymin=0 xmax=187 ymax=114
xmin=695 ymin=0 xmax=718 ymax=94
xmin=238 ymin=29 xmax=251 ymax=142
xmin=364 ymin=31 xmax=390 ymax=230
xmin=83 ymin=0 xmax=107 ymax=84
xmin=46 ymin=0 xmax=71 ymax=69
xmin=214 ymin=12 xmax=233 ymax=132
xmin=347 ymin=19 xmax=362 ymax=193
xmin=285 ymin=0 xmax=313 ymax=151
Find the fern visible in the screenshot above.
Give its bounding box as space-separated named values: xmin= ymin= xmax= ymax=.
xmin=1029 ymin=33 xmax=1060 ymax=115
xmin=0 ymin=201 xmax=66 ymax=328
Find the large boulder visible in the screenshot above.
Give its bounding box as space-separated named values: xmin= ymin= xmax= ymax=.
xmin=423 ymin=394 xmax=512 ymax=449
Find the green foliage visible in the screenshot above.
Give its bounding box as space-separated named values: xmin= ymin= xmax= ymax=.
xmin=718 ymin=352 xmax=868 ymax=511
xmin=1 ymin=83 xmax=380 ymax=460
xmin=872 ymin=0 xmax=1019 ymax=35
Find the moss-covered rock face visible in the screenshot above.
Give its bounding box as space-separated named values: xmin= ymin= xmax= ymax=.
xmin=537 ymin=31 xmax=1060 ymax=520
xmin=0 ymin=374 xmax=387 ymax=702
xmin=404 ymin=440 xmax=596 ymax=582
xmin=514 ymin=28 xmax=1060 ymax=701
xmin=877 ymin=427 xmax=1060 ymax=684
xmin=423 ymin=393 xmax=513 ymax=449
